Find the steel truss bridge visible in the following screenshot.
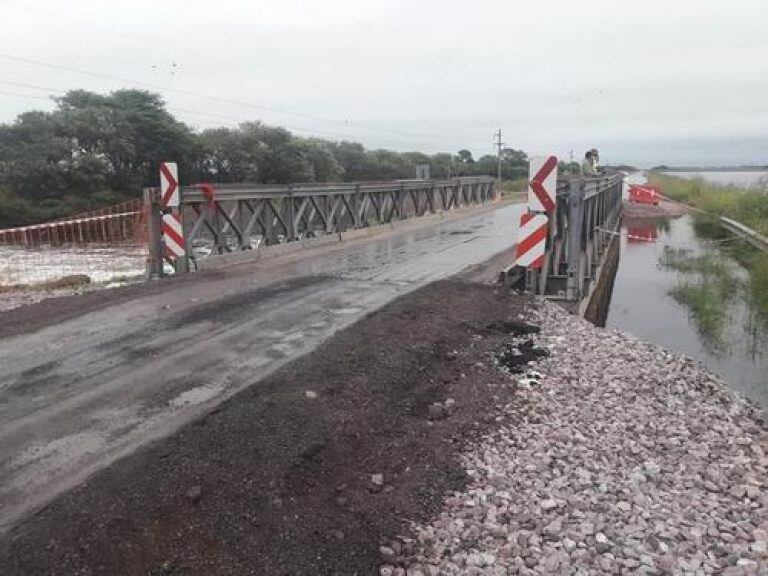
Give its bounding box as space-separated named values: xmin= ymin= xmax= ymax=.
xmin=145 ymin=177 xmax=496 ymax=275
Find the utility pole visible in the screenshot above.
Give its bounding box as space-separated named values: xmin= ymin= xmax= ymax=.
xmin=494 ymin=129 xmax=505 ymax=184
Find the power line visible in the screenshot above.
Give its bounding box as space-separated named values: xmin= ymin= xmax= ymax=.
xmin=170 ymin=107 xmax=453 ymax=147
xmin=0 ymin=89 xmax=53 ymax=101
xmin=0 ymin=79 xmax=62 ymax=93
xmin=0 ymin=53 xmax=459 ymax=142
xmin=0 ymin=78 xmax=459 ymax=148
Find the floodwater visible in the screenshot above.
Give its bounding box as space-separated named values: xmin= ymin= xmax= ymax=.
xmin=0 ymin=245 xmax=146 ymax=285
xmin=665 ymin=170 xmax=768 ymax=188
xmin=606 ymin=213 xmax=768 ymax=407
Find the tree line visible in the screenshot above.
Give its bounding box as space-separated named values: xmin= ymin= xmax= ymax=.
xmin=0 ymin=89 xmax=529 ymax=227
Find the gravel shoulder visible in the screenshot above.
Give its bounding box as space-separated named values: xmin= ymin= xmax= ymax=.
xmin=394 ymin=301 xmax=768 ymax=576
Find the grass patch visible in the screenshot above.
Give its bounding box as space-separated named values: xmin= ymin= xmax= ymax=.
xmin=647 ymin=172 xmax=768 ymax=236
xmin=499 ymin=178 xmax=528 ymax=200
xmin=659 ymin=247 xmax=740 ymax=352
xmin=749 ymin=256 xmax=768 ymax=318
xmin=687 ymin=212 xmax=768 ymax=320
xmin=669 ymin=282 xmax=730 ymax=352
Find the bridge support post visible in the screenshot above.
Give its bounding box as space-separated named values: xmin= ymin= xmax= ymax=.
xmin=353 ymin=184 xmax=361 ymax=228
xmin=144 ymin=188 xmax=164 ymax=279
xmin=566 ymin=180 xmax=585 ymax=301
xmin=286 ymin=187 xmax=296 ymax=241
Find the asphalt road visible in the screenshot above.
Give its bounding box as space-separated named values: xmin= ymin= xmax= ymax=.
xmin=0 ymin=202 xmax=524 ymax=533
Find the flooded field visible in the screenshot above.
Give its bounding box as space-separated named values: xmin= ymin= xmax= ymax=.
xmin=665 ymin=170 xmax=768 ymax=188
xmin=607 ymin=213 xmax=768 ymax=407
xmin=0 ymin=245 xmax=146 ymax=286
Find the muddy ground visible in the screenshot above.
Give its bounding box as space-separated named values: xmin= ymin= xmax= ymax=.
xmin=0 ymin=280 xmax=532 ymax=575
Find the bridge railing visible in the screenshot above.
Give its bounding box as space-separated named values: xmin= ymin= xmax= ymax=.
xmin=145 ymin=176 xmax=496 ymax=276
xmin=513 ymin=173 xmax=623 ymax=305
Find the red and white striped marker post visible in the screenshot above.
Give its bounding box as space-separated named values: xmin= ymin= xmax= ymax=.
xmin=162 ymin=212 xmax=185 ymax=259
xmin=527 ymin=155 xmax=558 ymax=214
xmin=514 ymin=213 xmax=548 ymax=269
xmin=158 ymin=161 xmax=187 ymax=272
xmin=159 ymin=161 xmax=179 ymax=208
xmin=513 ymin=155 xmax=558 ymax=289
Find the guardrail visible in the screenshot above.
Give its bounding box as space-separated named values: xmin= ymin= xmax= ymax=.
xmin=504 ymin=174 xmax=623 ymax=310
xmin=719 ymin=216 xmax=768 ymax=251
xmin=145 ymin=177 xmax=496 ymax=276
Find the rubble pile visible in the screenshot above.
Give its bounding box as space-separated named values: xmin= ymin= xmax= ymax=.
xmin=387 ymin=302 xmax=768 ymax=575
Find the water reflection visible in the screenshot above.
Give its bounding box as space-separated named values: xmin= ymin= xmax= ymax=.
xmin=626 ymin=223 xmax=658 ymax=243
xmin=606 ymin=214 xmax=768 ymax=407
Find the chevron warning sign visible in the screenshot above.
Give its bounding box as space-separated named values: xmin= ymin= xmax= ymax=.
xmin=162 ymin=212 xmax=185 ymax=258
xmin=159 ymin=161 xmax=179 ymax=208
xmin=527 ymin=155 xmax=558 ymax=214
xmin=515 ymin=212 xmax=548 ymax=269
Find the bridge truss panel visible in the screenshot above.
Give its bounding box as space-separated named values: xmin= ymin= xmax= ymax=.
xmin=144 ymin=177 xmax=495 ymax=276
xmin=511 ymin=174 xmax=623 ymax=303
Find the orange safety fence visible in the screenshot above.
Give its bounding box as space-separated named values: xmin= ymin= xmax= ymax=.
xmin=0 ymin=197 xmax=148 ymax=248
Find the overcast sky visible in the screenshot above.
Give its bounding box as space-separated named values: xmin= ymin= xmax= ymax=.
xmin=1 ymin=0 xmax=766 ymax=166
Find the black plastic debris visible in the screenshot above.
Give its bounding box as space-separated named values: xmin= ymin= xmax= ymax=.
xmin=494 ymin=339 xmax=549 ymax=373
xmin=485 ymin=320 xmax=541 ymax=336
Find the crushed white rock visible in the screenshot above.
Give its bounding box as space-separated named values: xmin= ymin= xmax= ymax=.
xmin=391 ymin=300 xmax=768 ymax=575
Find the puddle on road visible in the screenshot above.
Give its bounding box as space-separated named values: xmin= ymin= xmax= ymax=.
xmin=329 ymin=306 xmax=364 ymax=315
xmin=10 ymin=431 xmax=105 ymax=472
xmin=169 ymin=383 xmax=226 ymax=408
xmin=10 ymin=405 xmax=144 ymax=476
xmin=281 ymin=331 xmax=305 ymax=342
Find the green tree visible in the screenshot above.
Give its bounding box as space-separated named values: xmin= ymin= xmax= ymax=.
xmin=300 ymin=138 xmax=344 ymax=182
xmin=245 ymin=123 xmax=313 ymax=184
xmin=428 ymin=153 xmax=453 ymax=179
xmin=455 ymin=149 xmax=475 ymax=176
xmin=0 ymin=88 xmax=527 ymax=227
xmin=195 ymin=127 xmax=255 ymax=182
xmin=366 ymin=149 xmax=410 ymax=180
xmin=327 ymin=141 xmax=374 ymax=181
xmin=475 ymin=155 xmax=498 ymax=177
xmin=55 ymin=89 xmax=197 ymax=190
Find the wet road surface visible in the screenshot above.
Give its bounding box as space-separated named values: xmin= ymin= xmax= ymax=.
xmin=0 ymin=202 xmax=524 ymax=532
